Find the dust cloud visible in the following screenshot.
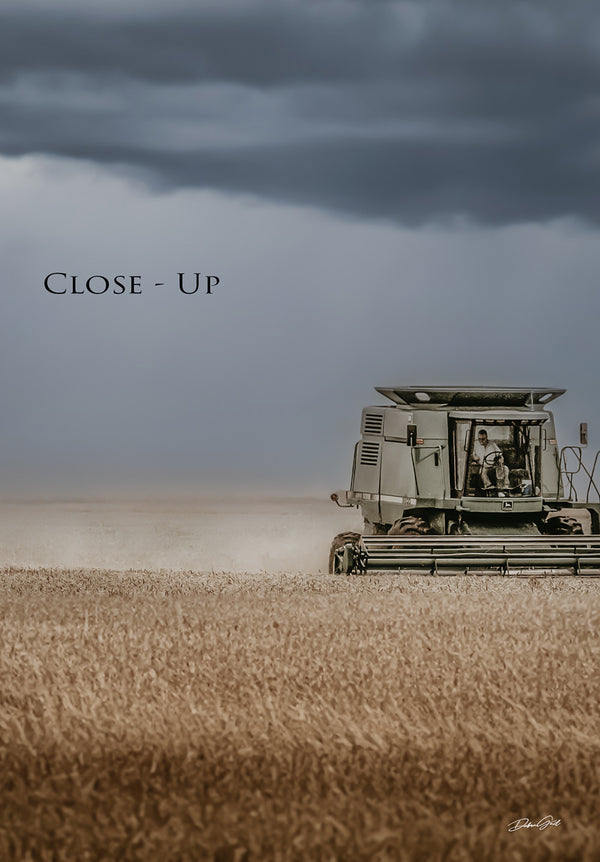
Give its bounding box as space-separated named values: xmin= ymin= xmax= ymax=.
xmin=0 ymin=498 xmax=362 ymax=573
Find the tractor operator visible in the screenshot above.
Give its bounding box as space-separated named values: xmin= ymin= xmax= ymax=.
xmin=472 ymin=428 xmax=501 ymax=490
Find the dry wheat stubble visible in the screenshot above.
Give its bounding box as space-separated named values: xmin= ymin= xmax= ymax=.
xmin=0 ymin=568 xmax=598 ymax=860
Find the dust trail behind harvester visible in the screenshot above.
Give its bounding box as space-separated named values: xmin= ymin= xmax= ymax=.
xmin=0 ymin=498 xmax=362 ymax=574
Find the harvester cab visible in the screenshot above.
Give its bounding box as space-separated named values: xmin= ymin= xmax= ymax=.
xmin=330 ymin=387 xmax=600 ymax=575
xmin=456 ymin=419 xmax=540 ymax=498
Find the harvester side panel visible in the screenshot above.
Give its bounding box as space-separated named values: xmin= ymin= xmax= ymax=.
xmin=352 ymin=408 xmax=383 ymax=496
xmin=380 ymin=441 xmax=417 ymax=498
xmin=541 ymin=415 xmax=563 ymax=499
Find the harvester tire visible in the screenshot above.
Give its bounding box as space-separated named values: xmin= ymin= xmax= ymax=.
xmin=388 ymin=516 xmax=435 ymax=536
xmin=544 ymin=514 xmax=584 ymax=535
xmin=328 ymin=531 xmax=362 ymax=574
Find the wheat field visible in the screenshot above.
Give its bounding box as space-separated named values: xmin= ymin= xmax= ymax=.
xmin=1 ymin=561 xmax=599 ymax=861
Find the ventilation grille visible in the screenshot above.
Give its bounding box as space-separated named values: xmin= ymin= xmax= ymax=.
xmin=362 ymin=412 xmax=384 ymax=435
xmin=359 ymin=441 xmax=381 ymax=466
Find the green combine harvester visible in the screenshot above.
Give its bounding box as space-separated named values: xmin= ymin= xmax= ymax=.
xmin=330 ymin=387 xmax=600 ymax=575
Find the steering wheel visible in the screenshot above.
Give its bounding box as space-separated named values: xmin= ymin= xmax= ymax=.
xmin=483 ymin=450 xmax=501 ymax=467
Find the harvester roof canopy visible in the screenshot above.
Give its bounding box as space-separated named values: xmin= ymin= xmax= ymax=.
xmin=375 ymin=387 xmax=565 ymax=408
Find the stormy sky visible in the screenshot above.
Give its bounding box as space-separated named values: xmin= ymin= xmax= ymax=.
xmin=1 ymin=0 xmax=600 ymax=497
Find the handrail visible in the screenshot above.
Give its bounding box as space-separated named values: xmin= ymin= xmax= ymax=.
xmin=558 ymin=446 xmax=600 ymax=503
xmin=586 ymin=450 xmax=600 ymax=502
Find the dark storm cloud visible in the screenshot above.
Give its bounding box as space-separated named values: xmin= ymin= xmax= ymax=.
xmin=1 ymin=0 xmax=599 ymax=224
xmin=0 ymin=4 xmax=395 ymax=86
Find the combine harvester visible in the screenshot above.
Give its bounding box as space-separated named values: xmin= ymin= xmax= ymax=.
xmin=330 ymin=387 xmax=600 ymax=576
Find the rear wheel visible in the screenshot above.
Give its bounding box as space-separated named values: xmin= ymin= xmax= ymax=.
xmin=388 ymin=515 xmax=436 ymax=536
xmin=544 ymin=514 xmax=584 ymax=535
xmin=328 ymin=531 xmax=362 ymax=574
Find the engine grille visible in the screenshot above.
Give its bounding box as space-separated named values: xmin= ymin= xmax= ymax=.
xmin=359 ymin=441 xmax=380 ymax=466
xmin=362 ymin=412 xmax=384 ymax=435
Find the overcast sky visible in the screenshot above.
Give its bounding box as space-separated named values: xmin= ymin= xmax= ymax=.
xmin=1 ymin=0 xmax=600 ymax=498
